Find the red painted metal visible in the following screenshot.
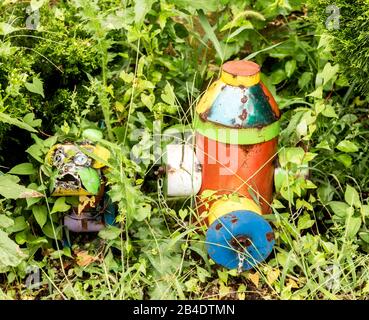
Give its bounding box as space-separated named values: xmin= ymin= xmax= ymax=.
xmin=196 ymin=134 xmax=278 ymax=221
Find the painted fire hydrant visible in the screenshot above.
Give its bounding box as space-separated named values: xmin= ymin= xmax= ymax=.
xmin=164 ymin=60 xmax=281 ymax=271
xmin=46 ymin=142 xmax=115 ymax=233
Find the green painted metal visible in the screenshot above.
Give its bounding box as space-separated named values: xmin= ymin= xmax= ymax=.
xmin=194 ymin=114 xmax=280 ymax=145
xmin=198 ymin=84 xmax=278 ymax=129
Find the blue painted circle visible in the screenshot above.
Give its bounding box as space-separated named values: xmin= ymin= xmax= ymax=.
xmin=206 ymin=210 xmax=275 ymax=271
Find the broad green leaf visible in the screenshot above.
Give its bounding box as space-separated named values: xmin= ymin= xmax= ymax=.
xmin=298 ymin=72 xmax=313 ymax=89
xmin=25 ymin=77 xmax=45 ymax=98
xmin=135 ymin=203 xmax=151 ymax=222
xmin=335 ymin=154 xmax=352 ymax=168
xmin=220 ymin=11 xmax=259 ymax=32
xmin=217 ymin=269 xmax=228 ymax=284
xmin=141 ymin=93 xmax=155 ymax=109
xmin=15 ymin=230 xmax=28 ymax=245
xmin=361 ymin=205 xmax=369 ymax=217
xmin=329 ymin=201 xmax=349 ymax=218
xmin=0 ymin=175 xmax=43 ymax=199
xmin=26 ymin=144 xmax=43 ymax=163
xmin=42 ymin=222 xmax=62 ymax=240
xmin=174 ymin=0 xmax=218 ymax=12
xmin=270 ymin=69 xmax=287 ymax=85
xmin=346 ymin=215 xmax=361 ymax=239
xmin=119 ymin=70 xmax=134 ymax=83
xmin=0 ymin=215 xmax=14 ymax=229
xmin=315 ymin=140 xmax=331 ymax=150
xmin=0 ymin=229 xmax=27 ymax=268
xmin=297 ymin=213 xmax=315 ymax=231
xmin=6 ymin=216 xmax=27 ymax=234
xmin=359 ymin=232 xmax=369 ymax=243
xmin=98 ymin=226 xmax=121 ymax=240
xmin=32 ymin=205 xmax=48 ymax=228
xmin=279 ymin=147 xmax=305 ymax=166
xmin=296 ymin=119 xmax=307 ymax=137
xmin=200 ymin=189 xmax=217 ymax=200
xmin=26 ymin=183 xmax=44 ymax=208
xmin=23 ymin=113 xmax=42 ymax=128
xmin=51 ymin=197 xmax=71 ymax=214
xmin=134 ymin=0 xmax=155 ymax=24
xmin=82 ymin=129 xmax=103 ymax=141
xmin=0 ymin=113 xmax=37 ymax=133
xmin=8 ymin=163 xmax=36 ymax=175
xmin=321 ymin=105 xmax=338 ymax=118
xmin=78 ymin=167 xmax=100 ymax=194
xmin=161 ymin=83 xmax=175 ymax=105
xmin=197 ymin=266 xmax=211 ymax=283
xmin=285 ymin=60 xmax=296 ymax=77
xmin=274 ymin=168 xmax=288 ymax=193
xmin=336 ymin=140 xmax=359 ymax=153
xmin=317 ymin=184 xmax=334 ymax=205
xmin=307 ymin=86 xmax=323 ymax=99
xmin=317 ymin=62 xmax=339 ymax=86
xmin=345 ymin=185 xmax=361 ymax=208
xmin=305 ymin=180 xmax=317 ymax=189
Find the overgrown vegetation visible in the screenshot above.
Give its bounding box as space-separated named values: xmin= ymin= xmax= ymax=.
xmin=1 ymin=0 xmax=369 ymax=300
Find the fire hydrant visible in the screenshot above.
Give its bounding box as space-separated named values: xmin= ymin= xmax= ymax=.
xmin=163 ymin=60 xmax=281 ymax=271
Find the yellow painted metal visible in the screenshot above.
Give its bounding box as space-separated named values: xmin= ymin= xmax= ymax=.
xmin=46 ymin=144 xmax=60 ymax=165
xmin=91 ymin=145 xmax=111 ymax=168
xmin=196 ymin=81 xmax=224 ymax=114
xmin=52 ymin=188 xmax=92 ymax=197
xmin=46 ymin=143 xmax=110 ymax=168
xmin=220 ymin=70 xmax=260 ymax=87
xmin=207 ymin=197 xmax=262 ymax=226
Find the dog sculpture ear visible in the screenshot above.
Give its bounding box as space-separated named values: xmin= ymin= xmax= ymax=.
xmin=90 ymin=145 xmax=111 ymax=169
xmin=45 ymin=144 xmax=63 ymax=166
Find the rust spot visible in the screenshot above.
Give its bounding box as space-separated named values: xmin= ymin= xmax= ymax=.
xmin=234 ymin=123 xmax=242 ymax=129
xmin=230 ymin=235 xmax=252 ymax=250
xmin=266 ymin=232 xmax=275 ymax=242
xmin=200 ymin=109 xmax=210 ymax=121
xmin=239 ymin=85 xmax=245 ymax=90
xmin=241 ymin=96 xmax=248 ymax=104
xmin=215 ymin=223 xmax=222 ymax=230
xmin=231 ymin=218 xmax=238 ymax=224
xmin=239 ymin=144 xmax=253 ymax=153
xmin=166 ymin=164 xmax=176 ymax=174
xmin=239 ymin=108 xmax=248 ymax=121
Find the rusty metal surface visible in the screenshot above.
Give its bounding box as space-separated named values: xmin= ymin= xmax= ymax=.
xmin=196 ymin=134 xmax=278 ymax=218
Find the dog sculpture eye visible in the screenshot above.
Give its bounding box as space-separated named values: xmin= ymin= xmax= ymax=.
xmin=74 ymin=152 xmax=89 ymax=166
xmin=53 ymin=149 xmax=65 ymax=168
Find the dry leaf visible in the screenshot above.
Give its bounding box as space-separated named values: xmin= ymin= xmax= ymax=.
xmin=287 ymin=278 xmax=299 ymax=289
xmin=76 ymin=250 xmax=98 ymax=267
xmin=78 ymin=195 xmax=96 ymax=215
xmin=218 ymin=283 xmax=230 ymax=299
xmin=248 ymin=272 xmax=260 ymax=287
xmin=267 ymin=268 xmax=281 ymax=285
xmin=20 ymin=190 xmax=44 ymax=198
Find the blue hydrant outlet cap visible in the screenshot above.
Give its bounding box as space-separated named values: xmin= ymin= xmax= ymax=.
xmin=206 ymin=210 xmax=275 ymax=271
